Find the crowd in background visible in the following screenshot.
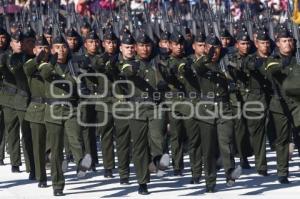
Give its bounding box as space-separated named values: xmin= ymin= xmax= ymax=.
xmin=0 ymin=0 xmax=292 ymax=21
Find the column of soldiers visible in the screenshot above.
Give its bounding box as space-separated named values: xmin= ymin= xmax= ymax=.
xmin=0 ymin=10 xmax=300 ymax=197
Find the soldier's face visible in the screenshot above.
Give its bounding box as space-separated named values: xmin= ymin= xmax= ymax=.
xmin=22 ymin=38 xmax=35 ymax=56
xmin=192 ymin=42 xmax=206 ymax=57
xmin=185 ymin=33 xmax=193 ymax=41
xmin=220 ymin=37 xmax=231 ymax=48
xmin=276 ymin=37 xmax=294 ymax=56
xmin=205 ymin=44 xmax=221 ymax=62
xmin=236 ymin=40 xmax=251 ymax=56
xmin=159 ymin=40 xmax=169 ymax=50
xmin=120 ymin=44 xmax=135 ymax=60
xmin=10 ymin=27 xmax=18 ymax=35
xmin=103 ymin=40 xmax=118 ymax=55
xmin=52 ymin=44 xmax=69 ymax=64
xmin=33 ymin=46 xmax=50 ymax=59
xmin=81 ymin=27 xmax=90 ymax=38
xmin=0 ymin=35 xmax=7 ymax=49
xmin=10 ymin=39 xmax=23 ymax=53
xmin=170 ymin=41 xmax=184 ymax=57
xmin=84 ymin=39 xmax=100 ymax=55
xmin=44 ymin=34 xmax=53 ymax=46
xmin=67 ymin=37 xmax=78 ymax=50
xmin=256 ymin=40 xmax=270 ymax=56
xmin=136 ymin=43 xmax=152 ymax=59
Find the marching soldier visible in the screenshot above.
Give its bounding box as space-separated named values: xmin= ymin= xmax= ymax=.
xmin=76 ymin=31 xmax=100 ymax=172
xmin=65 ymin=28 xmax=82 ymax=54
xmin=103 ymin=29 xmax=133 ymax=185
xmin=263 ymin=27 xmax=299 ymax=184
xmin=164 ymin=30 xmax=190 ymax=176
xmin=39 ymin=35 xmax=92 ymax=196
xmin=192 ymin=34 xmax=242 ymax=187
xmin=91 ymin=29 xmax=119 ymax=178
xmin=109 ymin=31 xmax=156 ymax=194
xmin=227 ymin=31 xmax=254 ymax=169
xmin=0 ymin=27 xmax=10 ymax=165
xmin=178 ymin=32 xmax=219 ymax=192
xmin=0 ymin=30 xmax=35 ymax=179
xmin=63 ymin=28 xmax=83 ymax=165
xmin=120 ymin=30 xmax=171 ymax=190
xmin=242 ymin=30 xmax=274 ymax=176
xmin=23 ymin=35 xmax=50 ymax=188
xmin=43 ymin=27 xmax=53 ymax=46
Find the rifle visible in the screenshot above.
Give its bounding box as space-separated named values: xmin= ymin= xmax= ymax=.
xmin=288 ymin=1 xmax=300 ymax=64
xmin=143 ymin=1 xmax=154 ymax=40
xmin=244 ymin=3 xmax=254 ymax=40
xmin=267 ymin=6 xmax=275 ymax=41
xmin=207 ymin=1 xmax=219 ymax=38
xmin=206 ymin=0 xmax=232 ymax=80
xmin=227 ymin=0 xmax=234 ymax=36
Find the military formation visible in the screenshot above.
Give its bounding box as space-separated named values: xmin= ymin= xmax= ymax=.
xmin=1 ymin=1 xmax=300 ymax=197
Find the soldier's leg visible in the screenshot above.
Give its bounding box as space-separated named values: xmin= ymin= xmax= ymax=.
xmin=184 ymin=118 xmax=202 ymax=180
xmin=81 ymin=126 xmax=97 ymax=170
xmin=246 ymin=112 xmax=267 ymax=172
xmin=169 ymin=112 xmax=185 ymax=172
xmin=115 ymin=117 xmax=131 ymax=180
xmin=30 ymin=122 xmax=47 ymax=183
xmin=291 ymin=106 xmax=300 ymax=157
xmin=266 ymin=110 xmax=277 ymax=151
xmin=64 ymin=134 xmax=73 ymax=162
xmin=82 ymin=126 xmax=91 ymax=155
xmin=129 ymin=119 xmax=150 ymax=185
xmin=0 ymin=131 xmax=5 ymax=163
xmin=272 ymin=112 xmax=290 ymax=178
xmin=80 ymin=105 xmax=98 ymax=167
xmin=96 ymin=111 xmax=115 ymax=170
xmin=3 ymin=106 xmax=21 ymax=167
xmin=17 ymin=111 xmax=35 ymax=174
xmin=0 ymin=107 xmax=3 ymax=146
xmin=45 ymin=122 xmax=65 ymax=191
xmin=233 ymin=107 xmax=253 ymax=163
xmin=217 ymin=117 xmax=236 ymax=176
xmin=199 ymin=120 xmax=217 ymax=188
xmin=148 ymin=114 xmax=167 ymax=161
xmin=45 ymin=132 xmax=51 ymax=165
xmin=89 ymin=127 xmax=99 ymax=165
xmin=0 ymin=108 xmax=6 ymax=163
xmin=64 ymin=117 xmax=84 ymax=166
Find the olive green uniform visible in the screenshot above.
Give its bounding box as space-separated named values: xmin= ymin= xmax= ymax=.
xmin=24 ymin=58 xmax=48 ymax=183
xmin=192 ymin=55 xmax=236 ymax=180
xmin=264 ymin=54 xmax=299 ymax=177
xmin=241 ymin=53 xmax=271 ymax=172
xmin=163 ymin=56 xmax=190 ymax=173
xmin=0 ymin=52 xmax=35 ymax=173
xmin=39 ymin=61 xmax=86 ymax=190
xmin=227 ymin=52 xmax=253 ymax=161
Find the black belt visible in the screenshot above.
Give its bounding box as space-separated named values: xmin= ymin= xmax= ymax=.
xmin=241 ymin=88 xmax=264 ymax=95
xmin=17 ymin=89 xmax=29 ymax=97
xmin=45 ymin=98 xmax=78 ymax=106
xmin=1 ymin=85 xmax=17 ymax=95
xmin=129 ymin=97 xmax=157 ymax=103
xmin=31 ymin=97 xmax=46 ymax=104
xmin=200 ymin=95 xmax=229 ymax=102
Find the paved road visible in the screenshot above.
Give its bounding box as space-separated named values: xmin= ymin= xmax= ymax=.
xmin=0 ymin=149 xmax=300 ymax=199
